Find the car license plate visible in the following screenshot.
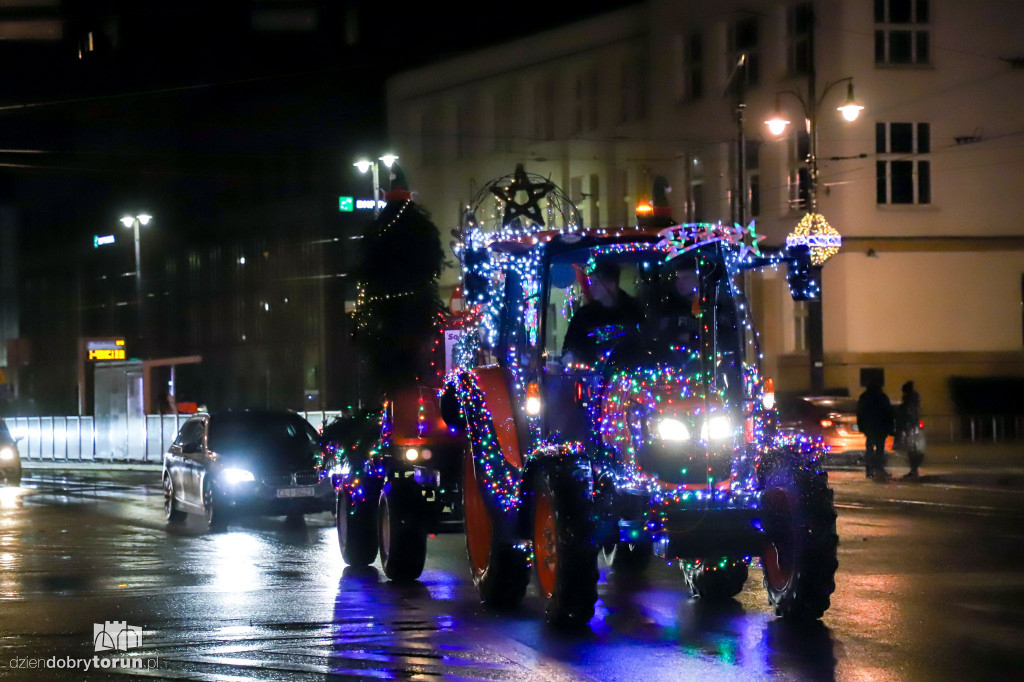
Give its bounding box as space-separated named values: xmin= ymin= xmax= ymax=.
xmin=276 ymin=486 xmax=315 ymax=498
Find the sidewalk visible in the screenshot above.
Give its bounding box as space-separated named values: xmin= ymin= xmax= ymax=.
xmin=830 ymin=441 xmax=1024 ymax=492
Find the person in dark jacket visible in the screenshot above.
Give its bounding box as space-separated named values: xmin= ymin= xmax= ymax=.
xmin=562 ymin=262 xmax=643 ymax=365
xmin=857 ymin=382 xmax=894 ymax=479
xmin=897 ymin=380 xmax=924 ymax=478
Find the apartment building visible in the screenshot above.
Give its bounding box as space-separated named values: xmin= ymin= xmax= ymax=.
xmin=386 ymin=0 xmax=1024 ymax=433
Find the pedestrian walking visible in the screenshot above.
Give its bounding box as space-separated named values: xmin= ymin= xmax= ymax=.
xmin=897 ymin=380 xmax=924 ymax=478
xmin=857 ymin=381 xmax=894 ymax=479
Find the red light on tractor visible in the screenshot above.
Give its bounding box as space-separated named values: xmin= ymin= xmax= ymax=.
xmin=636 ymin=202 xmax=653 ymax=216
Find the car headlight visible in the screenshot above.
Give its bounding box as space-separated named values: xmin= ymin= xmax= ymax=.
xmin=701 ymin=415 xmax=733 ymax=442
xmin=222 ymin=468 xmax=255 ymax=485
xmin=655 ymin=417 xmax=690 ymax=442
xmin=0 ymin=446 xmax=15 ymax=461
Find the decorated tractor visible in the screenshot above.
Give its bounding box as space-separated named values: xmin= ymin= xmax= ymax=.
xmin=329 ymin=312 xmax=470 ymax=582
xmin=440 ymin=166 xmax=837 ymax=627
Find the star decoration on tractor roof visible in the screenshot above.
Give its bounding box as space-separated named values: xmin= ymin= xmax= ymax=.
xmin=490 ymin=163 xmax=555 ymax=228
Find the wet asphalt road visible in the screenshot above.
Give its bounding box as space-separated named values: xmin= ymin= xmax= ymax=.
xmin=1 ymin=470 xmax=1023 ymax=681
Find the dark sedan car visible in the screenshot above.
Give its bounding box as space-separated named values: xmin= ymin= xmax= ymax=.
xmin=776 ymin=395 xmax=893 ymax=466
xmin=162 ymin=410 xmax=333 ymax=530
xmin=0 ymin=419 xmax=22 ymax=486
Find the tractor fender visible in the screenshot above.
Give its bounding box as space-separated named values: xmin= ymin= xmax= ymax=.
xmin=449 ymin=366 xmax=526 ymax=538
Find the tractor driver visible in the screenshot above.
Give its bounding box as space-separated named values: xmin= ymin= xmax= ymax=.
xmin=659 ymin=267 xmax=701 ymax=348
xmin=562 ymin=261 xmax=644 ymax=366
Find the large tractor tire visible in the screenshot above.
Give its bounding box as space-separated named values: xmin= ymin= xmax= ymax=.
xmin=463 ymin=445 xmax=530 ymax=609
xmin=682 ymin=558 xmax=749 ymax=599
xmin=337 ymin=486 xmax=378 ymax=566
xmin=377 ymin=477 xmax=427 ymax=582
xmin=760 ymin=468 xmax=839 ymax=620
xmin=531 ymin=464 xmax=599 ymax=628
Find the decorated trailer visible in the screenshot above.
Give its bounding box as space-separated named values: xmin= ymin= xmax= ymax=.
xmin=436 ymin=166 xmax=836 ymax=627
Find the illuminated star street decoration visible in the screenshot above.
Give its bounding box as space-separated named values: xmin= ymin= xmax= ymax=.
xmin=489 ymin=163 xmax=555 ymax=228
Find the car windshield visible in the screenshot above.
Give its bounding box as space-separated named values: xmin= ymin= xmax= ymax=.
xmin=208 ymin=412 xmax=317 ymax=459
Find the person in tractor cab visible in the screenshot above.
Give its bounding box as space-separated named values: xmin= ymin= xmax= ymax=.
xmin=562 ymin=261 xmax=644 ymax=366
xmin=658 ymin=267 xmax=702 ymax=348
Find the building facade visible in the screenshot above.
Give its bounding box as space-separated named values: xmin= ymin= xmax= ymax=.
xmin=386 ymin=0 xmax=1024 ymax=436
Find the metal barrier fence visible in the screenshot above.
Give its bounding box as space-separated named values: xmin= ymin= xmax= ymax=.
xmin=6 ymin=411 xmax=343 ymax=464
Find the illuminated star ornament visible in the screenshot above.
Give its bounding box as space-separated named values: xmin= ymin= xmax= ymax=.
xmin=734 ymin=221 xmax=766 ymax=261
xmin=489 ymin=163 xmax=555 ymax=228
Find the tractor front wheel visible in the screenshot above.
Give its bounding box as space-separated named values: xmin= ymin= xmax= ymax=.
xmin=761 ymin=468 xmax=838 ymax=620
xmin=532 ymin=465 xmax=599 ymax=628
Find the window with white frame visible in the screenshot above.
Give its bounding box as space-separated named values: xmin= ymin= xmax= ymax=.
xmin=876 ymin=121 xmax=931 ymax=204
xmin=689 ymin=152 xmax=705 ymax=222
xmin=678 ymin=31 xmax=703 ymax=100
xmin=874 ymin=0 xmax=930 ymax=65
xmin=619 ymin=53 xmax=647 ymax=123
xmin=727 ymin=15 xmax=760 ymax=88
xmin=793 ymin=301 xmax=809 ymax=351
xmin=533 ymin=78 xmax=555 ymax=140
xmin=787 ymin=2 xmax=813 ymax=77
xmin=787 ymin=129 xmax=811 ymax=211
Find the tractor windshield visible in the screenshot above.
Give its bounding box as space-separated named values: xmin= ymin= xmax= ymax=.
xmin=542 ymin=242 xmax=757 ymax=406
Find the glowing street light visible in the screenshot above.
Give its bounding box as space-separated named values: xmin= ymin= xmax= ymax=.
xmin=121 ymin=213 xmax=152 ymax=355
xmin=762 ymin=7 xmax=864 ymax=396
xmin=353 ymin=153 xmax=399 ymax=217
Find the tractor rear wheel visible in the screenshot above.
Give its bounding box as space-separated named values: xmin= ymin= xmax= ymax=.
xmin=378 ymin=478 xmax=427 ymax=582
xmin=337 ymin=486 xmax=378 ymax=566
xmin=463 ymin=444 xmax=530 ymax=609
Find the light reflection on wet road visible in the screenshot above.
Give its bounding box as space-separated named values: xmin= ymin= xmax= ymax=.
xmin=0 ymin=470 xmax=1022 ymax=680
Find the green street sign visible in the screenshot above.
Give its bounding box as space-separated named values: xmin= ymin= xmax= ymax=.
xmin=93 ymin=234 xmax=115 ymax=248
xmin=338 ymin=196 xmax=354 ymax=212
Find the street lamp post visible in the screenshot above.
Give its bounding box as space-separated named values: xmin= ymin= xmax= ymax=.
xmin=353 ymin=153 xmax=399 ymax=217
xmin=120 ymin=213 xmax=152 ymax=356
xmin=764 ymin=9 xmax=862 ymax=395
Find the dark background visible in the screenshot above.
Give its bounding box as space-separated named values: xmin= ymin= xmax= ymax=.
xmin=0 ymin=0 xmax=637 ymax=414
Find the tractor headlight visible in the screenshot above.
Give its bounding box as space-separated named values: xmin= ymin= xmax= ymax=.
xmin=701 ymin=415 xmax=733 ymax=442
xmin=222 ymin=468 xmax=255 ymax=485
xmin=0 ymin=446 xmax=15 ymax=461
xmin=655 ymin=417 xmax=690 ymax=442
xmin=404 ymin=447 xmax=420 ymax=462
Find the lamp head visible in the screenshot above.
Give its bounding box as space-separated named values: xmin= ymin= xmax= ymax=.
xmin=120 ymin=216 xmax=135 ymax=228
xmin=137 ymin=214 xmax=152 ymax=226
xmin=765 ymin=96 xmax=789 ymax=136
xmin=837 ymin=81 xmax=864 ymax=122
xmin=353 ymin=159 xmax=372 ymax=174
xmin=379 ymin=154 xmax=399 ymax=168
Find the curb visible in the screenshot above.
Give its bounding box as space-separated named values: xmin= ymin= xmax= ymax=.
xmin=22 ymin=461 xmax=162 ymax=472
